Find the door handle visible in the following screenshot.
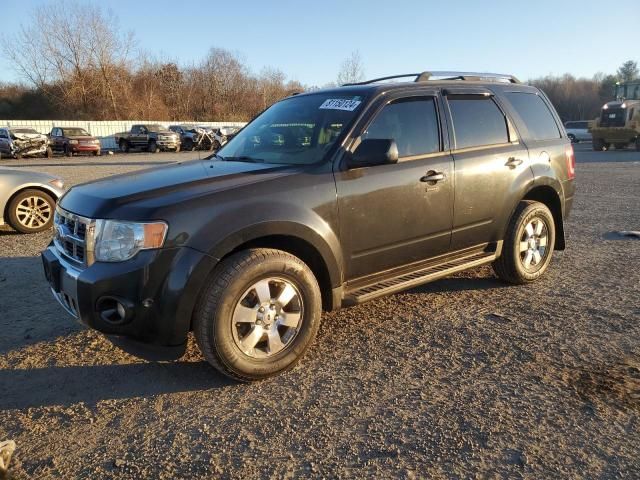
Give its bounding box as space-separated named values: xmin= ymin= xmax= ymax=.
xmin=505 ymin=157 xmax=523 ymax=168
xmin=420 ymin=171 xmax=445 ymax=183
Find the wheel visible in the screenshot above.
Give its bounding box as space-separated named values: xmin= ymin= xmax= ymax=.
xmin=185 ymin=139 xmax=194 ymax=151
xmin=15 ymin=152 xmax=22 ymax=160
xmin=119 ymin=139 xmax=129 ymax=153
xmin=493 ymin=200 xmax=556 ymax=284
xmin=175 ymin=144 xmax=181 ymax=153
xmin=45 ymin=146 xmax=53 ymax=158
xmin=568 ymin=134 xmax=577 ymax=143
xmin=593 ymin=138 xmax=605 ymax=151
xmin=148 ymin=140 xmax=159 ymax=153
xmin=7 ymin=189 xmax=56 ymax=234
xmin=64 ymin=144 xmax=73 ymax=157
xmin=614 ymin=143 xmax=627 ymax=150
xmin=93 ymin=149 xmax=101 ymax=157
xmin=194 ymin=248 xmax=322 ymax=382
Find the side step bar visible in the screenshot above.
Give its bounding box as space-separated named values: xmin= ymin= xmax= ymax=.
xmin=343 ymin=249 xmax=497 ymax=306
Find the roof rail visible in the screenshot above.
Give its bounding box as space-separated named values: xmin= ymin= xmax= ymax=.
xmin=343 ymin=71 xmax=520 ymax=86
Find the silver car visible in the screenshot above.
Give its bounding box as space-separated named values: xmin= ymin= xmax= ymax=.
xmin=564 ymin=120 xmax=591 ymax=143
xmin=0 ymin=167 xmax=65 ymax=233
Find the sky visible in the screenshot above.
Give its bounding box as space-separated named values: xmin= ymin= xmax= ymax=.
xmin=0 ymin=0 xmax=638 ymax=87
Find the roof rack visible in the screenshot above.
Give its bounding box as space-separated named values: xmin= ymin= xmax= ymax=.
xmin=343 ymin=71 xmax=520 ymax=86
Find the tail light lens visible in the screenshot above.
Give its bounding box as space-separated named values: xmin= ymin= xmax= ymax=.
xmin=565 ymin=145 xmax=575 ymax=179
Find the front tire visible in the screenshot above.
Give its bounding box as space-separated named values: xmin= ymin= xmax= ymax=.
xmin=593 ymin=138 xmax=605 ymax=151
xmin=194 ymin=248 xmax=322 ymax=382
xmin=7 ymin=189 xmax=55 ymax=233
xmin=493 ymin=201 xmax=556 ymax=284
xmin=119 ymin=139 xmax=129 ymax=153
xmin=148 ymin=140 xmax=159 ymax=153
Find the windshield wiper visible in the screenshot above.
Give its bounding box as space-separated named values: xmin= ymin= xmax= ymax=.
xmin=225 ymin=156 xmax=265 ymax=163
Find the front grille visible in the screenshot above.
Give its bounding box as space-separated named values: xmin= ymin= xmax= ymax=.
xmin=600 ymin=108 xmax=626 ymax=127
xmin=54 ymin=208 xmax=92 ymax=266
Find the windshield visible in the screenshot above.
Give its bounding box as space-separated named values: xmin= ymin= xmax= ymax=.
xmin=64 ymin=128 xmax=90 ymax=136
xmin=12 ymin=128 xmax=39 ymax=135
xmin=146 ymin=124 xmax=166 ymax=131
xmin=217 ymin=93 xmax=366 ymax=165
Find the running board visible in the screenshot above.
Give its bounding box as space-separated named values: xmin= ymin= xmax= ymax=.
xmin=343 ymin=250 xmax=497 ymax=306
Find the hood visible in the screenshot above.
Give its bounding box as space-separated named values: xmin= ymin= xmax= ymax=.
xmin=0 ymin=167 xmax=59 ymax=184
xmin=59 ymin=159 xmax=299 ymax=219
xmin=12 ymin=132 xmax=47 ymax=141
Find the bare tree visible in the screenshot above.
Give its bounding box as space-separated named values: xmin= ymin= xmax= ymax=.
xmin=2 ymin=1 xmax=132 ymax=119
xmin=336 ymin=51 xmax=365 ymax=85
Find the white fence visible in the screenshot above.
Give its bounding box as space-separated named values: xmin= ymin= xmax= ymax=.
xmin=0 ymin=120 xmax=247 ymax=151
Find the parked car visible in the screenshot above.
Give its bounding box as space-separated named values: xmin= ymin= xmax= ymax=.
xmin=42 ymin=71 xmax=575 ymax=382
xmin=212 ymin=126 xmax=241 ymax=150
xmin=114 ymin=125 xmax=181 ymax=153
xmin=169 ymin=125 xmax=214 ymax=151
xmin=1 ymin=167 xmax=65 ymax=233
xmin=0 ymin=127 xmax=52 ymax=159
xmin=49 ymin=127 xmax=101 ymax=157
xmin=564 ymin=120 xmax=591 ymax=143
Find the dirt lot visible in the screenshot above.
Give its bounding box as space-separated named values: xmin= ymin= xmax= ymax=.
xmin=1 ymin=145 xmax=639 ymax=478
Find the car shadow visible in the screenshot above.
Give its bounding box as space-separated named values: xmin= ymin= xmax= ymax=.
xmin=0 ymin=360 xmax=233 ymax=410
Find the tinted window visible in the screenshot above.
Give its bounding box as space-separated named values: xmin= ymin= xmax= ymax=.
xmin=448 ymin=96 xmax=509 ymax=149
xmin=505 ymin=92 xmax=561 ymax=141
xmin=565 ymin=122 xmax=577 ymax=129
xmin=363 ymin=97 xmax=440 ymax=157
xmin=0 ymin=131 xmax=7 ymax=138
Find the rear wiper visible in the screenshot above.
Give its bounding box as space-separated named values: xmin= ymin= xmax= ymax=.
xmin=225 ymin=156 xmax=265 ymax=163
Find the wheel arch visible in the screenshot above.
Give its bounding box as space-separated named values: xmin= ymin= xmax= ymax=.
xmin=3 ymin=184 xmax=59 ymax=225
xmin=521 ymin=185 xmax=565 ymax=250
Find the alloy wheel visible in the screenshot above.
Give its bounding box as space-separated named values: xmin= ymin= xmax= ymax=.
xmin=519 ymin=217 xmax=549 ymax=272
xmin=231 ymin=277 xmax=303 ymax=359
xmin=15 ymin=195 xmax=52 ymax=230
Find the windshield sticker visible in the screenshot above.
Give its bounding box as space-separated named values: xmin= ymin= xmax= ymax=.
xmin=319 ymin=99 xmax=362 ymax=111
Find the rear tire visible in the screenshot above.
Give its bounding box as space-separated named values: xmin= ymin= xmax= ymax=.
xmin=7 ymin=189 xmax=56 ymax=234
xmin=194 ymin=248 xmax=322 ymax=382
xmin=493 ymin=200 xmax=556 ymax=285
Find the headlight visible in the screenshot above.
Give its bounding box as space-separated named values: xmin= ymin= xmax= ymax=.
xmin=92 ymin=139 xmax=101 ymax=145
xmin=48 ymin=179 xmax=65 ymax=190
xmin=93 ymin=220 xmax=168 ymax=262
xmin=69 ymin=139 xmax=79 ymax=144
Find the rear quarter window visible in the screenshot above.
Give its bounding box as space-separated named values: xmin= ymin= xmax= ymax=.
xmin=505 ymin=92 xmax=561 ymax=141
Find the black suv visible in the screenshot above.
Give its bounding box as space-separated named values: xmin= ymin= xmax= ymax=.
xmin=42 ymin=71 xmax=576 ymax=381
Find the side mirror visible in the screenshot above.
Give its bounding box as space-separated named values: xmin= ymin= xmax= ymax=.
xmin=347 ymin=139 xmax=399 ymax=169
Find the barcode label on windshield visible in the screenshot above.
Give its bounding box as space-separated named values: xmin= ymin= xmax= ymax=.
xmin=319 ymin=99 xmax=362 ymax=111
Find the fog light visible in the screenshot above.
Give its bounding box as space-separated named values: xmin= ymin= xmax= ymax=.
xmin=97 ymin=296 xmax=133 ymax=325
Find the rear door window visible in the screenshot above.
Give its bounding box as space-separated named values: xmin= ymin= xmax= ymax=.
xmin=504 ymin=92 xmax=561 ymax=141
xmin=363 ymin=97 xmax=440 ymax=157
xmin=447 ymin=96 xmax=509 ymax=149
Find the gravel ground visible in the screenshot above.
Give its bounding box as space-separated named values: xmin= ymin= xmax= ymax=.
xmin=0 ymin=146 xmax=639 ymax=479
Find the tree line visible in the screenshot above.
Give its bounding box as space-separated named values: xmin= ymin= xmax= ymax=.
xmin=0 ymin=2 xmax=637 ymax=123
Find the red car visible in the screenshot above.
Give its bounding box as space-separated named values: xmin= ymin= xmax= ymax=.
xmin=49 ymin=127 xmax=101 ymax=157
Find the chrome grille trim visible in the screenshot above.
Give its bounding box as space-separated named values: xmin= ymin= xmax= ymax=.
xmin=53 ymin=207 xmax=95 ymax=267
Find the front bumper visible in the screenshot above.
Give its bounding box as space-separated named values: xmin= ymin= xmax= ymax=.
xmin=41 ymin=244 xmax=217 ymax=360
xmin=70 ymin=144 xmax=100 ymax=153
xmin=157 ymin=140 xmax=180 ymax=150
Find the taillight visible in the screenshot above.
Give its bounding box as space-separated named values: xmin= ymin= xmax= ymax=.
xmin=565 ymin=145 xmax=575 ymax=179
